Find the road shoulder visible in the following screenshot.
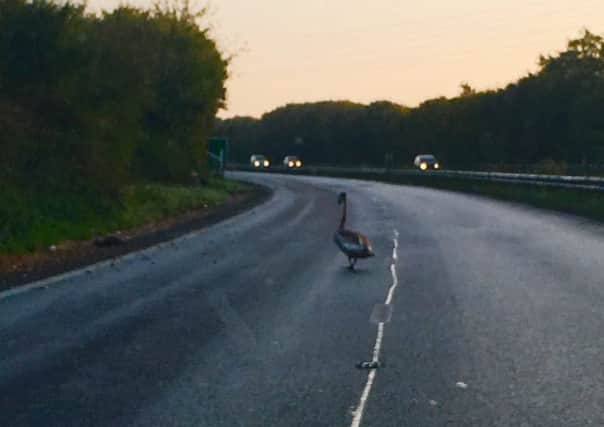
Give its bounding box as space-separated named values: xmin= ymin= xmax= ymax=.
xmin=0 ymin=182 xmax=271 ymax=292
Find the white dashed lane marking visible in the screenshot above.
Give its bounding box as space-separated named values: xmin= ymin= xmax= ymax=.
xmin=350 ymin=229 xmax=399 ymax=427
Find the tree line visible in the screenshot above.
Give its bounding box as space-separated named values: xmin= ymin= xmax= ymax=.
xmin=216 ymin=30 xmax=604 ymax=173
xmin=0 ymin=0 xmax=228 ymax=195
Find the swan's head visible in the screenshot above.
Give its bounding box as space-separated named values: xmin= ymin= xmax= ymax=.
xmin=337 ymin=192 xmax=347 ymax=204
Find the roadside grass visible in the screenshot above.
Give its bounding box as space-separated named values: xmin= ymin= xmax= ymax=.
xmin=391 ymin=175 xmax=604 ymax=222
xmin=0 ymin=178 xmax=246 ymax=254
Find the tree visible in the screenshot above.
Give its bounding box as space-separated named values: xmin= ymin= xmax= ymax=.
xmin=216 ymin=29 xmax=604 ymax=171
xmin=0 ymin=0 xmax=228 ymax=194
xmin=459 ymin=82 xmax=476 ymax=97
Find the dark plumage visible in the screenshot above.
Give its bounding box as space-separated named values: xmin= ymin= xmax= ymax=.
xmin=333 ymin=192 xmax=374 ymax=269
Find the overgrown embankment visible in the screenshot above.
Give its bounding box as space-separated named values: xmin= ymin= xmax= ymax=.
xmin=1 ymin=179 xmax=246 ymax=254
xmin=0 ymin=0 xmax=230 ymax=255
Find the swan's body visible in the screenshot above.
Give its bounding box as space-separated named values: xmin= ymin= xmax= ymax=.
xmin=333 ymin=192 xmax=374 ymax=269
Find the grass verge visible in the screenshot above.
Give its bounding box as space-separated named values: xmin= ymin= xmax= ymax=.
xmin=0 ymin=178 xmax=246 ymax=254
xmin=390 ymin=174 xmax=604 ymax=222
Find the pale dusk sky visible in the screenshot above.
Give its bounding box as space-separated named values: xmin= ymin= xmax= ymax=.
xmin=87 ymin=0 xmax=604 ymax=118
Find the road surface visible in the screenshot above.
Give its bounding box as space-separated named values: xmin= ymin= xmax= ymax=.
xmin=2 ymin=172 xmax=604 ymax=427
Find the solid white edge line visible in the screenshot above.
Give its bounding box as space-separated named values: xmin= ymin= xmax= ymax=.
xmin=350 ymin=230 xmax=399 ymax=427
xmin=0 ymin=235 xmax=195 ymax=301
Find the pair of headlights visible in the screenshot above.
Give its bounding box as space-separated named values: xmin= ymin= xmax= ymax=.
xmin=419 ymin=162 xmax=439 ymax=170
xmin=253 ymin=159 xmax=301 ymax=168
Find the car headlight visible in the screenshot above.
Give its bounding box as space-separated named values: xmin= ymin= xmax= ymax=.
xmin=295 ymin=160 xmax=302 ymax=167
xmin=254 ymin=160 xmax=260 ymax=167
xmin=264 ymin=160 xmax=270 ymax=167
xmin=434 ymin=163 xmax=440 ymax=169
xmin=420 ymin=163 xmax=427 ymax=170
xmin=288 ymin=161 xmax=294 ymax=167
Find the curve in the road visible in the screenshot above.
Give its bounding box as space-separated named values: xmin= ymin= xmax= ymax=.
xmin=2 ymin=172 xmax=604 ymax=427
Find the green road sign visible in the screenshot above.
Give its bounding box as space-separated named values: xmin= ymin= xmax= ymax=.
xmin=208 ymin=137 xmax=229 ymax=176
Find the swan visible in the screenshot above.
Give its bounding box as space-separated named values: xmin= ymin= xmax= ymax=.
xmin=333 ymin=192 xmax=374 ymax=269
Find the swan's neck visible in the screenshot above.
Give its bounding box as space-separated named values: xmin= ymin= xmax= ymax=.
xmin=339 ymin=200 xmax=347 ymax=229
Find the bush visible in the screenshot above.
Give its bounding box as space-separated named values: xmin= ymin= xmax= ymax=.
xmin=0 ymin=0 xmax=228 ymax=195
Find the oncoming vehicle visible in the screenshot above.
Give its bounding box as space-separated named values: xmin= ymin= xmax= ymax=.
xmin=283 ymin=155 xmax=303 ymax=168
xmin=250 ymin=154 xmax=270 ymax=168
xmin=414 ymin=154 xmax=440 ymax=171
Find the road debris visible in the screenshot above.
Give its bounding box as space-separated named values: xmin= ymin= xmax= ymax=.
xmin=356 ymin=361 xmax=380 ymax=370
xmin=94 ymin=233 xmax=127 ymax=247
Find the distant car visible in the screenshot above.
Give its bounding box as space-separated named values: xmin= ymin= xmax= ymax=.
xmin=414 ymin=154 xmax=440 ymax=171
xmin=283 ymin=155 xmax=303 ymax=168
xmin=250 ymin=154 xmax=270 ymax=168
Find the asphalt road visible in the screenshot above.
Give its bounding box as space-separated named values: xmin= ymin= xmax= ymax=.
xmin=2 ymin=172 xmax=604 ymax=427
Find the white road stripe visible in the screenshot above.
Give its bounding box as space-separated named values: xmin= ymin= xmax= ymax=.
xmin=351 ymin=370 xmax=377 ymax=427
xmin=372 ymin=323 xmax=385 ymax=362
xmin=350 ymin=230 xmax=399 ymax=427
xmin=384 ymin=264 xmax=398 ymax=305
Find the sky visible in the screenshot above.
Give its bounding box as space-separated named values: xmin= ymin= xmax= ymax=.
xmin=88 ymin=0 xmax=604 ymax=118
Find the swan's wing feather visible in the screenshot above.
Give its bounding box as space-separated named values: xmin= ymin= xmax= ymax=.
xmin=337 ymin=229 xmax=361 ymax=242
